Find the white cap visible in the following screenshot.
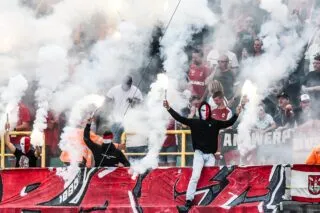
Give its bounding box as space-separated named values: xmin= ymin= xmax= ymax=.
xmin=300 ymin=94 xmax=310 ymax=102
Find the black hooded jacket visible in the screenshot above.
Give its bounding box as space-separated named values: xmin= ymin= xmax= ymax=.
xmin=83 ymin=123 xmax=130 ymax=167
xmin=167 ymin=102 xmax=238 ymax=154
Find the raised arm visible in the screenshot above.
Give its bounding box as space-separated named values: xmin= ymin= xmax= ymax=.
xmin=163 ymin=100 xmax=191 ymax=126
xmin=216 ymin=106 xmax=241 ymax=129
xmin=83 ymin=119 xmax=100 ymax=151
xmin=4 ymin=131 xmax=16 ymax=153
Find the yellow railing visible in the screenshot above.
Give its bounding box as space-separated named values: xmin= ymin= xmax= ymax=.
xmin=121 ymin=130 xmax=192 ymax=167
xmin=0 ymin=131 xmax=46 ymax=169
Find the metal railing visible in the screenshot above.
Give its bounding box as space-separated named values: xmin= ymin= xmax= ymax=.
xmin=121 ymin=130 xmax=193 ymax=167
xmin=0 ymin=131 xmax=46 ymax=169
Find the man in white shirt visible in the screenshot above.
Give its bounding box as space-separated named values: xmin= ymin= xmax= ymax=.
xmin=106 ymin=75 xmax=143 ymax=144
xmin=107 ymin=75 xmax=143 ymax=119
xmin=206 ymin=49 xmax=239 ymax=73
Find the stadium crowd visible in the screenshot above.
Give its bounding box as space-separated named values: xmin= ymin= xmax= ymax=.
xmin=4 ymin=0 xmax=320 ymax=168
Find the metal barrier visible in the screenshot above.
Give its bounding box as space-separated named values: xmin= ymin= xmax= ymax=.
xmin=0 ymin=131 xmax=46 ymax=169
xmin=121 ymin=130 xmax=192 ymax=167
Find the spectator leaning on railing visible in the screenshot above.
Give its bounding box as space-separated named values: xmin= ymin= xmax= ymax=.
xmin=252 ymin=104 xmax=276 ymax=133
xmin=274 ymin=92 xmax=295 ymax=128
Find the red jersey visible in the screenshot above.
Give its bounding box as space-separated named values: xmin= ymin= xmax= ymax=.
xmin=188 ymin=64 xmax=211 ymax=98
xmin=212 ymin=106 xmax=232 ymax=166
xmin=44 ymin=111 xmax=60 ymax=156
xmin=211 ymin=107 xmax=232 ymax=121
xmin=10 ymin=103 xmax=31 ymax=144
xmin=163 ymin=119 xmax=177 ymax=147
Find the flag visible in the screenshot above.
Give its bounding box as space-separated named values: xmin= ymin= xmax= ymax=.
xmin=291 ymin=165 xmax=320 ymax=202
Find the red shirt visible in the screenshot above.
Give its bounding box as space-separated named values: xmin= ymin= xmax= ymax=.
xmin=211 ymin=106 xmax=232 ymax=161
xmin=163 ymin=119 xmax=177 ymax=147
xmin=10 ymin=103 xmax=31 ymax=144
xmin=188 ymin=64 xmax=211 ymax=98
xmin=44 ymin=111 xmax=60 ymax=156
xmin=211 ymin=107 xmax=232 ymax=121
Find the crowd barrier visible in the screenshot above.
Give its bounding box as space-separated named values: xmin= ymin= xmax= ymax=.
xmin=122 ymin=130 xmax=193 ymax=166
xmin=121 ymin=125 xmax=319 ymax=166
xmin=0 ymin=165 xmax=319 ymax=212
xmin=1 ymin=125 xmax=317 ymax=169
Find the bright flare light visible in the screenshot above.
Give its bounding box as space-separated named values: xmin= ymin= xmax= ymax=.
xmin=240 ymin=79 xmax=257 ymax=104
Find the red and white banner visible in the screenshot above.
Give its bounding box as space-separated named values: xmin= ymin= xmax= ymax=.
xmin=291 ymin=165 xmax=320 ymax=202
xmin=0 ymin=166 xmax=286 ymax=212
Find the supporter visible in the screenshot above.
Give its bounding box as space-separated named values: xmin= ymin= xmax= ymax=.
xmin=183 ymin=95 xmax=202 ymax=119
xmin=206 ymin=44 xmax=239 ymax=73
xmin=235 ymin=16 xmax=258 ymax=59
xmin=60 ymin=118 xmax=104 ymax=167
xmin=305 ymin=16 xmax=320 ymax=72
xmin=252 ymin=104 xmax=277 ymax=132
xmin=207 ymin=79 xmax=225 ymax=100
xmin=210 ymin=91 xmax=233 ymax=165
xmin=4 ymin=123 xmax=40 ymax=168
xmin=188 ymin=49 xmax=211 ymax=100
xmin=252 ymin=38 xmax=264 ymax=57
xmin=181 ymin=95 xmax=202 ymax=166
xmin=6 ymin=102 xmax=32 ymax=167
xmin=84 ymin=117 xmax=130 ymax=167
xmin=163 ymin=100 xmax=241 ymax=210
xmin=159 ymin=119 xmax=178 ymax=167
xmin=305 ymin=144 xmax=320 ymax=165
xmin=207 ymin=80 xmax=228 ymax=109
xmin=302 ymin=54 xmax=320 ymax=104
xmin=206 ymin=55 xmax=236 ymax=107
xmin=294 ymin=94 xmax=319 ymax=126
xmin=10 ymin=102 xmax=31 ymax=144
xmin=241 ymin=47 xmax=250 ymax=61
xmin=211 ymin=91 xmax=233 ymax=121
xmin=44 ymin=110 xmax=60 ymax=166
xmin=107 ymin=75 xmax=143 ymax=145
xmin=274 ymin=92 xmax=295 ymax=128
xmin=240 ymin=38 xmax=264 ymax=62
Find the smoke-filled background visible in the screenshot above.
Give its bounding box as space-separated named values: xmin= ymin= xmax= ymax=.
xmin=0 ymin=0 xmax=320 ymax=175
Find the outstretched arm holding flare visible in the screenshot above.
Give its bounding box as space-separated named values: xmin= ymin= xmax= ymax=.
xmin=163 ymin=100 xmax=192 ymax=126
xmin=4 ymin=123 xmax=16 ymax=154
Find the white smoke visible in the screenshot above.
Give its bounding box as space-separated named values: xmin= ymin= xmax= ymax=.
xmin=0 ymin=75 xmax=28 ymax=133
xmin=59 ymin=93 xmax=105 ymax=160
xmin=237 ymin=0 xmax=312 ymax=163
xmin=58 ymin=94 xmax=104 ymax=180
xmin=126 ymin=0 xmax=217 ymax=175
xmin=31 ymin=44 xmax=69 ymax=146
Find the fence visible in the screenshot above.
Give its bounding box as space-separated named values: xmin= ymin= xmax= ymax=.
xmin=121 ymin=130 xmax=193 ymax=167
xmin=0 ymin=131 xmax=46 ymax=169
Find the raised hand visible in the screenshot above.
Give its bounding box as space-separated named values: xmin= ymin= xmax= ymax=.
xmin=163 ymin=100 xmax=170 ymax=110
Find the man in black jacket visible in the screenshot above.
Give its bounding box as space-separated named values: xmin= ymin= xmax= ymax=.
xmin=84 ymin=118 xmax=130 ymax=167
xmin=163 ymin=100 xmax=241 ymax=209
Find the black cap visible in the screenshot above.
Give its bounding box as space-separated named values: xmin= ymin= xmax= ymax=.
xmin=277 ymin=92 xmax=289 ymax=99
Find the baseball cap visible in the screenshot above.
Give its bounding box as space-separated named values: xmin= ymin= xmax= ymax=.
xmin=277 ymin=92 xmax=289 ymax=99
xmin=300 ymin=94 xmax=310 ymax=102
